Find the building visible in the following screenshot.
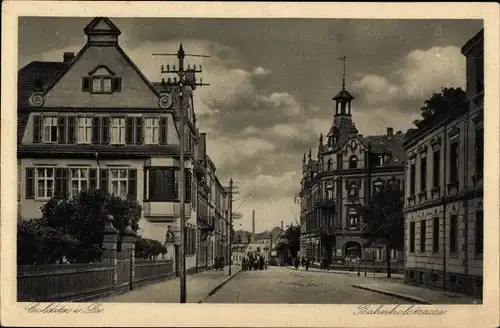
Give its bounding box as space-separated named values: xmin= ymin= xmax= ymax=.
xmin=299 ymin=75 xmax=405 ymax=264
xmin=17 ymin=16 xmax=230 ymax=272
xmin=403 ymin=29 xmax=483 ymax=296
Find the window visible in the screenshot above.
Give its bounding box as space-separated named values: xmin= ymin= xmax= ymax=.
xmin=420 ymin=157 xmax=427 ymax=192
xmin=420 ymin=220 xmax=426 ymax=252
xmin=433 ymin=150 xmax=440 ymax=188
xmin=349 ymin=156 xmax=358 ymax=169
xmin=71 ymin=168 xmax=88 ymax=197
xmin=433 ymin=217 xmax=440 ymax=253
xmin=410 ymin=222 xmax=416 ymax=253
xmin=126 ymin=117 xmax=143 ymax=145
xmin=326 ymin=185 xmax=334 ymax=200
xmin=148 ymin=168 xmax=178 ymax=201
xmin=348 ymin=183 xmax=358 ymax=197
xmin=327 ymin=159 xmax=333 ymax=171
xmin=145 ymin=117 xmax=160 ymax=144
xmin=42 ymin=117 xmax=58 ymax=143
xmin=475 ymin=211 xmax=483 ymax=255
xmin=348 ymin=212 xmax=358 ymax=227
xmin=91 ymin=77 xmax=113 ymax=93
xmin=111 ymin=117 xmax=126 ymax=144
xmin=450 ymin=215 xmax=458 ymax=254
xmin=36 ymin=168 xmax=54 ymax=199
xmin=77 ymin=117 xmax=92 ymax=144
xmin=410 ymin=163 xmax=416 ymax=195
xmin=373 ymin=181 xmax=384 ymax=196
xmin=378 ymin=155 xmax=384 ymax=166
xmin=450 ymin=142 xmax=459 ymax=183
xmin=110 ymin=169 xmax=128 ymax=198
xmin=475 ymin=128 xmax=484 ymax=176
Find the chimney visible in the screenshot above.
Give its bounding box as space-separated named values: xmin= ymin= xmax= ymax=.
xmin=387 ymin=127 xmax=394 ymax=138
xmin=281 ymin=220 xmax=283 ymax=230
xmin=63 ymin=52 xmax=75 ymax=63
xmin=358 ymin=134 xmax=363 ymax=138
xmin=252 ymin=210 xmax=255 ymax=241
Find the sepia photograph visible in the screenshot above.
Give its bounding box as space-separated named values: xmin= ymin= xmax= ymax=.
xmin=2 ymin=2 xmax=499 ymax=328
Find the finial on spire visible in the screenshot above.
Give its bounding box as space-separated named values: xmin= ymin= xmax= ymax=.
xmin=303 ymin=153 xmax=306 ymax=163
xmin=319 ymin=133 xmax=323 ymax=143
xmin=308 ymin=148 xmax=312 ymax=158
xmin=338 ymin=56 xmax=348 ymax=90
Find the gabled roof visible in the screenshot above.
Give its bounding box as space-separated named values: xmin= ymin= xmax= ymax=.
xmin=361 ymin=133 xmax=406 ymax=164
xmin=84 ymin=17 xmax=121 ymax=36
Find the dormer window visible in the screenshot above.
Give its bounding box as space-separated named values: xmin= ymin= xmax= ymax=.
xmin=82 ymin=65 xmax=122 ymax=94
xmin=33 ymin=79 xmax=44 ymax=91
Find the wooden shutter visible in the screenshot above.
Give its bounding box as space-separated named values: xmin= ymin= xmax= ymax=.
xmin=126 ymin=117 xmax=134 ymax=145
xmin=67 ymin=116 xmax=76 ymax=144
xmin=33 ymin=115 xmax=41 ymax=143
xmin=112 ymin=77 xmax=122 ymax=92
xmin=143 ymin=168 xmax=148 ymax=200
xmin=135 ymin=117 xmax=143 ymax=145
xmin=160 ymin=117 xmax=168 ymax=145
xmin=25 ymin=168 xmax=34 ymax=199
xmin=99 ymin=169 xmax=108 ymax=193
xmin=92 ymin=117 xmax=100 ymax=144
xmin=185 ymin=169 xmax=191 ymax=202
xmin=57 ymin=117 xmax=66 ymax=144
xmin=128 ymin=169 xmax=137 ymax=199
xmin=82 ymin=77 xmax=90 ymax=91
xmin=89 ymin=168 xmax=98 ymax=190
xmin=101 ymin=117 xmax=109 ymax=145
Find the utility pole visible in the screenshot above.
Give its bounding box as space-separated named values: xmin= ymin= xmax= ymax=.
xmin=154 ymin=44 xmax=209 ymax=303
xmin=225 ymin=179 xmax=239 ymax=276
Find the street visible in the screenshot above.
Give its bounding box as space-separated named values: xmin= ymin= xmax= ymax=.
xmin=203 ymin=266 xmax=414 ymax=304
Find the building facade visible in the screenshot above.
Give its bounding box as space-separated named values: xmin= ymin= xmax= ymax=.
xmin=403 ymin=29 xmax=483 ymax=296
xmin=17 ymin=17 xmax=230 ymax=271
xmin=299 ymin=81 xmax=405 ymax=264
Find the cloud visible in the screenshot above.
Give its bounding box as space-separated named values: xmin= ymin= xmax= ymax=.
xmin=352 ymin=46 xmax=466 ymax=110
xmin=251 ymin=66 xmax=271 ymax=77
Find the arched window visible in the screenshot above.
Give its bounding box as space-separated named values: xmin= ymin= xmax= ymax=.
xmin=349 ymin=156 xmax=358 ymax=169
xmin=373 ymin=181 xmax=384 ymax=195
xmin=327 ymin=159 xmax=333 ymax=171
xmin=348 ymin=183 xmax=358 ymax=197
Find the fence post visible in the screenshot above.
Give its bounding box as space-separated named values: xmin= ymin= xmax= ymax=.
xmin=102 ymin=214 xmax=119 ymax=287
xmin=120 ymin=220 xmax=137 ymax=290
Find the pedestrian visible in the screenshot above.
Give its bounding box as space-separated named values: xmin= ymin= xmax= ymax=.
xmin=305 ymin=258 xmax=310 ymax=271
xmin=294 ymin=257 xmax=299 ymax=270
xmin=214 ymin=257 xmax=219 ymax=271
xmin=301 ymin=257 xmax=305 ymax=268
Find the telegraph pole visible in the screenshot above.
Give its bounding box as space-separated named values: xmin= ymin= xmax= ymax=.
xmin=154 ymin=44 xmax=209 ymax=303
xmin=225 ymin=179 xmax=239 ymax=276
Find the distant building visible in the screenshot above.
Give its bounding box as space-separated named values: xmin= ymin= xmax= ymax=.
xmin=299 ymin=76 xmax=405 ymax=264
xmin=403 ymin=29 xmax=483 ymax=296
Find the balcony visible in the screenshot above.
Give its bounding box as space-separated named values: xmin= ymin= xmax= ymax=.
xmin=143 ymin=201 xmax=192 ymax=222
xmin=314 ymin=198 xmax=336 ymax=210
xmin=193 ymin=161 xmax=206 ymax=180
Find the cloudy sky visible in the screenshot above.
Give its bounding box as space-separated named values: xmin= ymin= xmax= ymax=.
xmin=18 ymin=17 xmax=482 ymax=232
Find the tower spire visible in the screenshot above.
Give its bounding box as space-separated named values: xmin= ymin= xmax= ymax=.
xmin=338 ymin=56 xmax=347 ymax=90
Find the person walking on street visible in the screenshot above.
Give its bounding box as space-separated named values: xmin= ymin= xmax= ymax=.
xmin=294 ymin=257 xmax=300 ymax=270
xmin=305 ymin=258 xmax=310 ymax=271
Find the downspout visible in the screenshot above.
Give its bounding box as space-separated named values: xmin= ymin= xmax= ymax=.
xmin=463 ymin=100 xmax=470 ymax=278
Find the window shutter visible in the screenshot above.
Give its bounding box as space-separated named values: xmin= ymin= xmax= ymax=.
xmin=135 ymin=117 xmax=143 ymax=145
xmin=55 ymin=168 xmax=64 ymax=198
xmin=99 ymin=169 xmax=108 ymax=193
xmin=33 ymin=115 xmax=41 ymax=143
xmin=112 ymin=77 xmax=122 ymax=92
xmin=171 ymin=169 xmax=179 ymax=201
xmin=82 ymin=77 xmax=90 ymax=91
xmin=160 ymin=117 xmax=168 ymax=145
xmin=89 ymin=168 xmax=98 ymax=190
xmin=92 ymin=117 xmax=100 ymax=144
xmin=25 ymin=168 xmax=34 ymax=199
xmin=185 ymin=169 xmax=191 ymax=202
xmin=143 ymin=169 xmax=148 ymax=200
xmin=57 ymin=117 xmax=66 ymax=144
xmin=101 ymin=117 xmax=109 ymax=144
xmin=67 ymin=116 xmax=76 ymax=143
xmin=128 ymin=169 xmax=137 ymax=199
xmin=126 ymin=117 xmax=134 ymax=145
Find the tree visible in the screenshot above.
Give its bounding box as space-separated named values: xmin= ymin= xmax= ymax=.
xmin=413 ymin=87 xmax=468 ymax=129
xmin=275 ymin=224 xmax=301 ymax=258
xmin=36 ymin=189 xmax=142 ymax=263
xmin=360 ymin=184 xmax=404 ymax=278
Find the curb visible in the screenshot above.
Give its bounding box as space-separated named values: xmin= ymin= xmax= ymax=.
xmin=351 ymin=284 xmax=431 ymax=304
xmin=285 ymin=266 xmax=405 ymax=278
xmin=197 ymin=268 xmax=242 ymax=303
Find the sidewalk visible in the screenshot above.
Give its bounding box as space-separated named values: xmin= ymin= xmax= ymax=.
xmin=352 ymin=281 xmax=479 ymax=304
xmin=286 ymin=266 xmax=405 ymax=279
xmin=99 ymin=265 xmax=241 ymax=303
